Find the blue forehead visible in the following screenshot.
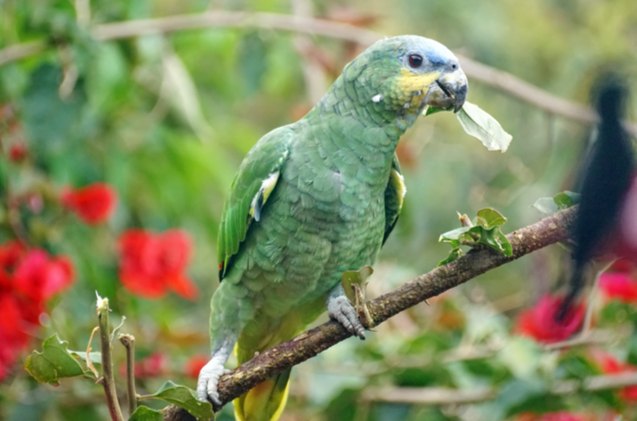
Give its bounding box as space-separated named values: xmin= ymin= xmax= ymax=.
xmin=404 ymin=36 xmax=455 ymax=62
xmin=371 ymin=35 xmax=456 ymax=64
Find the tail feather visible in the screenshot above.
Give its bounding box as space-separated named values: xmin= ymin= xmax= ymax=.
xmin=233 ymin=369 xmax=291 ymax=421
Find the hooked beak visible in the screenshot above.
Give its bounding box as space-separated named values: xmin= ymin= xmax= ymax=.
xmin=426 ymin=69 xmax=468 ymax=113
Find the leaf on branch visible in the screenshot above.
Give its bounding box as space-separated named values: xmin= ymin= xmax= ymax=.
xmin=24 ymin=335 xmax=87 ymax=385
xmin=67 ymin=350 xmax=102 ymax=365
xmin=129 ymin=405 xmax=164 ymax=421
xmin=143 ymin=381 xmax=213 ymax=421
xmin=438 ymin=207 xmax=512 ymax=265
xmin=533 ymin=191 xmax=580 ymax=215
xmin=456 ymin=101 xmax=513 ymax=152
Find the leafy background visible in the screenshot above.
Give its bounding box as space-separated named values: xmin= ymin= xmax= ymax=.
xmin=1 ymin=0 xmax=637 ymax=420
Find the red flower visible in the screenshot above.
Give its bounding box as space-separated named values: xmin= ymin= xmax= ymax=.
xmin=118 ymin=229 xmax=197 ymax=300
xmin=135 ymin=352 xmax=168 ymax=378
xmin=185 ymin=354 xmax=209 ymax=379
xmin=62 ymin=183 xmax=116 ymax=225
xmin=516 ymin=294 xmax=585 ymax=343
xmin=598 ymin=271 xmax=637 ymax=303
xmin=8 ymin=143 xmax=28 ymax=162
xmin=0 ymin=294 xmax=34 ymax=380
xmin=607 ymin=175 xmax=637 ymax=263
xmin=0 ymin=241 xmax=25 ymax=273
xmin=0 ymin=242 xmax=74 ymax=381
xmin=595 ymin=353 xmax=637 ymax=401
xmin=517 ymin=412 xmax=587 ymax=421
xmin=13 ymin=250 xmax=74 ymax=302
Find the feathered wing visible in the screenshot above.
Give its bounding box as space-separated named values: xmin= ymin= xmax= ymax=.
xmin=214 ymin=126 xmax=294 ymax=421
xmin=217 ymin=126 xmax=294 ymax=281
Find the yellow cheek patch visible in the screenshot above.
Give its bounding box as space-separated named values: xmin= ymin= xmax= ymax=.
xmin=395 ymin=69 xmax=441 ymax=110
xmin=397 ymin=68 xmax=440 ymax=92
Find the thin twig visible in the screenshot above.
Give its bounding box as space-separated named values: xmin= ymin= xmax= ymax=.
xmin=85 ymin=326 xmax=100 ymax=379
xmin=119 ymin=334 xmax=138 ymax=416
xmin=543 ymin=328 xmax=628 ymax=352
xmin=0 ymin=40 xmax=46 ymax=66
xmin=96 ymin=295 xmax=125 ymax=421
xmin=361 ymin=371 xmax=637 ymax=406
xmin=1 ymin=10 xmax=635 ymax=136
xmin=362 ymin=385 xmax=495 ymax=405
xmin=90 ymin=10 xmax=379 ymax=44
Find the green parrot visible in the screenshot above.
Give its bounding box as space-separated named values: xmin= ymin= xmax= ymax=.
xmin=197 ymin=35 xmax=468 ymax=420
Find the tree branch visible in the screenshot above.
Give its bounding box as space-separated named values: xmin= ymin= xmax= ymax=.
xmin=1 ymin=10 xmax=635 ymax=136
xmin=164 ymin=207 xmax=577 ymax=420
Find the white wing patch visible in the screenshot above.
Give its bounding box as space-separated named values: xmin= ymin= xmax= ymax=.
xmin=249 ymin=171 xmax=280 ymax=222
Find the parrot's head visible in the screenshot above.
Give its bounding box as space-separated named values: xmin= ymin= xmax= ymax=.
xmin=342 ymin=35 xmax=468 ymax=117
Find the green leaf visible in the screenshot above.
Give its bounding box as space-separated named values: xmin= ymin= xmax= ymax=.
xmin=438 ymin=208 xmax=512 ymax=265
xmin=146 ymin=381 xmax=213 ymax=421
xmin=456 ymin=101 xmax=512 ymax=152
xmin=129 ymin=406 xmax=164 ymax=421
xmin=128 ymin=405 xmax=164 ymax=421
xmin=476 ymin=207 xmax=507 ymax=229
xmin=438 ymin=226 xmax=473 ymax=244
xmin=533 ymin=191 xmax=580 ymax=214
xmin=422 ymin=106 xmax=445 ymax=116
xmin=532 ymin=197 xmax=560 ymax=215
xmin=24 ymin=336 xmax=86 ymax=385
xmin=68 ymin=350 xmax=102 ymax=365
xmin=553 ymin=191 xmax=580 ymax=208
xmin=438 ymin=247 xmax=464 ymax=265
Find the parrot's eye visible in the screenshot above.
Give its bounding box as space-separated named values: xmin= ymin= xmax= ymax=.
xmin=407 ymin=54 xmax=424 ymax=69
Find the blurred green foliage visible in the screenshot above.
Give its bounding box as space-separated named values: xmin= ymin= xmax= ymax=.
xmin=1 ymin=0 xmax=637 ymax=420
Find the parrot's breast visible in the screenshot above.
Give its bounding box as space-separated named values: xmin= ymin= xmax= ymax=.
xmin=210 ymin=118 xmax=398 ymax=352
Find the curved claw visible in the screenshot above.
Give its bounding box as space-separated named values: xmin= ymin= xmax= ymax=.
xmin=328 ymin=293 xmax=366 ymax=339
xmin=196 ymin=348 xmax=232 ymax=405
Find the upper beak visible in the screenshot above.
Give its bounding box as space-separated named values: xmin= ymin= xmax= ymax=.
xmin=426 ymin=69 xmax=468 ymax=113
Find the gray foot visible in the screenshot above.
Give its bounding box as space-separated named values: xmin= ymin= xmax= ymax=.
xmin=196 ymin=345 xmax=232 ymax=405
xmin=327 ymin=286 xmax=366 ymax=339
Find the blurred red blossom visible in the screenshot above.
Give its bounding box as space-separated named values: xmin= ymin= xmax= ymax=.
xmin=13 ymin=250 xmax=73 ymax=302
xmin=185 ymin=354 xmax=209 ymax=379
xmin=0 ymin=241 xmax=74 ymax=381
xmin=118 ymin=229 xmax=197 ymax=300
xmin=598 ymin=271 xmax=637 ymax=303
xmin=595 ymin=353 xmax=637 ymax=402
xmin=515 ymin=294 xmax=585 ymax=343
xmin=613 ymin=174 xmax=637 ymax=263
xmin=516 ymin=412 xmax=587 ymax=421
xmin=61 ymin=182 xmax=117 ymax=225
xmin=135 ymin=352 xmax=168 ymax=378
xmin=8 ymin=143 xmax=28 ymax=162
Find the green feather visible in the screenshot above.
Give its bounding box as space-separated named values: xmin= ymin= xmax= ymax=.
xmin=217 ymin=126 xmax=293 ymax=280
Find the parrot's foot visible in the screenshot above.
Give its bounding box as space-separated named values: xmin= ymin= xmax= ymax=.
xmin=328 ymin=288 xmax=366 ymax=339
xmin=196 ymin=348 xmax=231 ymax=405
